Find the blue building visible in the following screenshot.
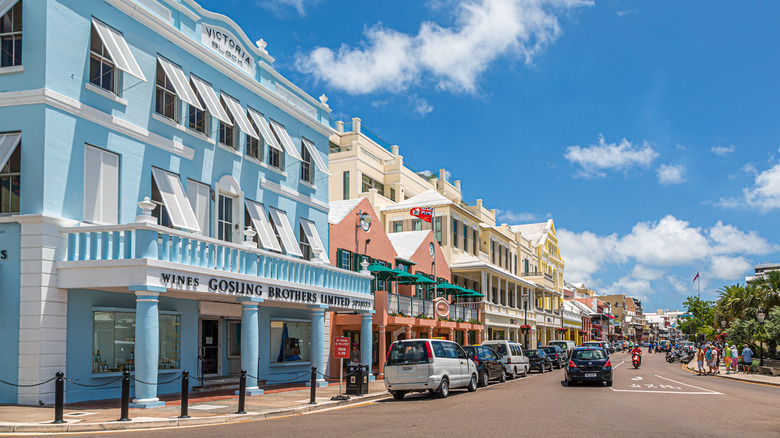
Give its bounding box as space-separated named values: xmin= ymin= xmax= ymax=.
xmin=0 ymin=0 xmax=373 ymax=406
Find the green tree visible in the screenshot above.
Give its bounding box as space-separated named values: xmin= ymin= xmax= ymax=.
xmin=679 ymin=296 xmax=714 ymax=336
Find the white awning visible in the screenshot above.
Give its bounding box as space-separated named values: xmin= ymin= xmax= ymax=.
xmin=0 ymin=0 xmax=19 ymax=18
xmin=0 ymin=132 xmax=20 ymax=170
xmin=300 ymin=219 xmax=329 ymax=263
xmin=247 ymin=109 xmax=282 ymax=152
xmin=220 ymin=93 xmax=258 ymax=139
xmin=190 ymin=75 xmax=232 ymax=125
xmin=245 ymin=200 xmax=282 ymax=252
xmin=301 ymin=137 xmax=331 ymax=176
xmin=91 ymin=18 xmax=146 ymax=81
xmin=151 ymin=168 xmax=201 ymax=232
xmin=269 ymin=120 xmax=303 ymax=160
xmin=157 ymin=56 xmax=202 ymax=110
xmin=268 ymin=208 xmax=303 ymax=257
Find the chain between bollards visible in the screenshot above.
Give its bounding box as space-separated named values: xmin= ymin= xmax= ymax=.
xmin=52 ymin=372 xmax=64 ymax=424
xmin=309 ymin=366 xmax=317 ymax=405
xmin=179 ymin=370 xmax=190 ymax=419
xmin=236 ymin=370 xmax=247 ymax=414
xmin=118 ymin=371 xmax=131 ymax=422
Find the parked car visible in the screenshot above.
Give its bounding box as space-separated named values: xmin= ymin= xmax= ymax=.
xmin=582 ymin=341 xmax=610 ymax=356
xmin=564 ymin=347 xmax=613 ymax=386
xmin=549 ymin=340 xmax=576 ymax=359
xmin=384 ymin=339 xmax=478 ymax=400
xmin=463 ymin=345 xmax=506 ymax=386
xmin=524 ymin=349 xmax=553 ymax=373
xmin=542 ymin=345 xmax=565 ymax=369
xmin=481 ymin=340 xmax=530 ymax=378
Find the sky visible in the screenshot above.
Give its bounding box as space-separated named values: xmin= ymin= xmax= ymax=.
xmin=198 ymin=0 xmax=780 ymax=312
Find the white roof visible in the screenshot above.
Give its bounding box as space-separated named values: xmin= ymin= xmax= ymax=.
xmin=382 ymin=189 xmax=453 ymax=211
xmin=450 ymin=252 xmax=537 ymax=288
xmin=328 ymin=199 xmax=362 ymax=225
xmin=510 ymin=220 xmax=552 ymax=245
xmin=387 ymin=231 xmax=430 ymax=260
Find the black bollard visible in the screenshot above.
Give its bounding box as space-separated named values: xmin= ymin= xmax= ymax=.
xmin=118 ymin=371 xmax=131 ymax=421
xmin=236 ymin=370 xmax=247 ymax=414
xmin=179 ymin=370 xmax=190 ymax=419
xmin=52 ymin=372 xmax=64 ymax=424
xmin=309 ymin=366 xmax=317 ymax=405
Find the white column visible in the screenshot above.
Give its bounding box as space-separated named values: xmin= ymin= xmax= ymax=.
xmin=237 ymin=297 xmax=263 ymax=396
xmin=308 ymin=306 xmax=328 ymax=387
xmin=361 ymin=311 xmax=375 ymax=382
xmin=129 ymin=287 xmax=165 ymax=408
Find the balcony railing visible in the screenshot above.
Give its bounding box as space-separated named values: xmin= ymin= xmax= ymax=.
xmin=62 ymin=222 xmax=372 ymax=294
xmin=521 ymin=271 xmax=554 ymax=281
xmin=387 ymin=293 xmax=479 ymax=322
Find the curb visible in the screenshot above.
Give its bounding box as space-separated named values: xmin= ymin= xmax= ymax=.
xmin=0 ymin=391 xmax=391 ymax=434
xmin=683 ymin=362 xmax=780 ymax=387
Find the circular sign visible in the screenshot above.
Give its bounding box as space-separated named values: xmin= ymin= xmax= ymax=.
xmin=435 ymin=300 xmax=450 ymax=318
xmin=429 ymin=242 xmax=435 ymax=257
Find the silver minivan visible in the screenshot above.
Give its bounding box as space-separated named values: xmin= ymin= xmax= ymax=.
xmin=481 ymin=340 xmax=530 ymax=378
xmin=384 ymin=339 xmax=478 ymax=400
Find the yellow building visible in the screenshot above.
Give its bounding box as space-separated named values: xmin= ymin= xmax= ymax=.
xmin=328 ymin=119 xmax=568 ymax=347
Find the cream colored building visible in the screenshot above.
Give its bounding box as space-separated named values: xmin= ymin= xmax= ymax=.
xmin=328 ymin=118 xmax=568 ymax=347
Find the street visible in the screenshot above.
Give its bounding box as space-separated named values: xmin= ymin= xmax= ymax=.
xmin=104 ymin=351 xmax=779 ymax=438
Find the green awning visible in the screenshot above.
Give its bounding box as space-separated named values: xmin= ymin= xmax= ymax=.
xmin=367 ymin=263 xmax=397 ymax=281
xmin=398 ymin=274 xmax=437 ymax=285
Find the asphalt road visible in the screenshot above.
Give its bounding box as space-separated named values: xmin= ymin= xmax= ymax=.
xmin=74 ymin=351 xmax=780 ymax=437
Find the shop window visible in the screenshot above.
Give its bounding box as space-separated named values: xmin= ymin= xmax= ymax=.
xmin=0 ymin=134 xmax=20 ymax=214
xmin=92 ymin=311 xmax=180 ymax=373
xmin=155 ymin=62 xmax=178 ymax=120
xmin=89 ymin=25 xmax=117 ymax=93
xmin=227 ymin=321 xmax=241 ymax=357
xmin=217 ymin=193 xmax=234 ymax=242
xmin=300 ymin=141 xmax=313 ymax=183
xmin=270 ymin=321 xmax=310 ymax=363
xmin=0 ymin=1 xmax=22 ymax=67
xmin=342 ymin=171 xmax=349 ymax=199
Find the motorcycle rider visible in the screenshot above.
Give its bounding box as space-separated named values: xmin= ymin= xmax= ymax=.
xmin=630 ymin=344 xmax=643 ymax=366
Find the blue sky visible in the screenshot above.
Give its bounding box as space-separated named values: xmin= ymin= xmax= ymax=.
xmin=200 ymin=0 xmax=780 ymax=311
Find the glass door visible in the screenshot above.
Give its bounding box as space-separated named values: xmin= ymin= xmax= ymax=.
xmin=199 ymin=319 xmax=220 ymax=376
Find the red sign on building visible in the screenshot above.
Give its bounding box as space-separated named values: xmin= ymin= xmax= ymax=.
xmin=333 ymin=337 xmax=350 ymax=359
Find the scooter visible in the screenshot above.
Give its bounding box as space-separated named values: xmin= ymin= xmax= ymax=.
xmin=665 ymin=351 xmax=676 ymax=363
xmin=632 ymin=354 xmax=641 ymax=369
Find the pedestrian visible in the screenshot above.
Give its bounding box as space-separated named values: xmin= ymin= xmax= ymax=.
xmin=350 ymin=343 xmax=360 ymax=365
xmin=711 ymin=345 xmax=720 ymax=375
xmin=724 ymin=343 xmax=732 ymax=374
xmin=705 ymin=345 xmax=713 ymax=375
xmin=741 ymin=344 xmax=753 ymax=374
xmin=731 ymin=344 xmax=739 ymax=373
xmin=696 ymin=346 xmax=706 ymax=376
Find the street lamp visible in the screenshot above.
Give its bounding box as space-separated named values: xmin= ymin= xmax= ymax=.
xmin=757 ymin=311 xmax=766 ymax=367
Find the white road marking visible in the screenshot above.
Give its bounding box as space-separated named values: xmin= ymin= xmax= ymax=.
xmin=631 ymin=377 xmax=643 ymax=381
xmin=609 ymin=388 xmax=721 ymax=395
xmin=654 ymin=375 xmax=722 ymax=394
xmin=611 ymin=374 xmax=723 ymax=395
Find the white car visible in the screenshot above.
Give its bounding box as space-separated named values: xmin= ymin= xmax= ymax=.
xmin=481 ymin=340 xmax=530 ymax=378
xmin=384 ymin=339 xmax=478 ymax=400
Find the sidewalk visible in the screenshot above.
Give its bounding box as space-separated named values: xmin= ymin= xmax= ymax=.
xmin=685 ymin=361 xmax=780 ymax=387
xmin=0 ymin=381 xmax=389 ymax=434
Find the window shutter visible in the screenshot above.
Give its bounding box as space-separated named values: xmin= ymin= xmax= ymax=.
xmin=187 ymin=180 xmax=210 ymax=237
xmin=83 ymin=146 xmax=102 ymax=223
xmin=336 ymin=249 xmax=343 ymax=269
xmin=101 ymin=151 xmax=119 ymax=224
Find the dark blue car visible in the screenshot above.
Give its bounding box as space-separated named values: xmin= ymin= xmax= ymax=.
xmin=564 ymin=347 xmax=613 ymax=386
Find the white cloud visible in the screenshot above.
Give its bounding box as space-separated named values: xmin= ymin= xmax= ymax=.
xmin=710 ymin=145 xmax=735 ymax=156
xmin=718 ymin=163 xmax=780 ymax=211
xmin=408 ymin=94 xmax=434 ymax=117
xmin=615 ymin=9 xmax=637 ymax=17
xmin=296 ymin=0 xmax=593 ymax=95
xmin=708 ymin=255 xmax=752 ymax=281
xmin=496 ymin=209 xmax=539 ymax=223
xmin=656 ymin=163 xmax=686 ymax=185
xmin=559 ymin=215 xmax=777 ymax=289
xmin=603 ymin=276 xmax=654 ymax=302
xmin=564 ymin=134 xmax=659 ymax=178
xmin=259 ymin=0 xmax=317 ymax=16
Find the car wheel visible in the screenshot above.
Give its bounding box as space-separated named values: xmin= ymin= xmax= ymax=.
xmin=467 ymin=374 xmax=477 ymax=392
xmin=511 ymin=366 xmax=518 ymax=379
xmin=522 ymin=366 xmax=528 ymax=377
xmin=567 ymin=379 xmax=576 ymax=387
xmin=499 ymin=368 xmax=506 ymax=383
xmin=540 ymin=365 xmax=545 ymax=374
xmin=479 ymin=371 xmax=488 ymax=387
xmin=437 ymin=377 xmax=449 ymax=398
xmin=392 ymin=391 xmax=405 ymax=400
xmin=605 ymin=380 xmax=613 ymax=387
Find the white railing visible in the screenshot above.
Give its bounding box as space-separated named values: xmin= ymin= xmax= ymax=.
xmin=62 ymin=222 xmax=372 ymax=295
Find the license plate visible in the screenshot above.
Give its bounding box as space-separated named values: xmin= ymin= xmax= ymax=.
xmin=400 ymin=365 xmax=415 ymax=373
xmin=585 ymin=373 xmax=597 ymax=378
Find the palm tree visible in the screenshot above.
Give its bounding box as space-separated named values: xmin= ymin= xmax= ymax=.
xmin=750 ymin=270 xmax=780 ymax=312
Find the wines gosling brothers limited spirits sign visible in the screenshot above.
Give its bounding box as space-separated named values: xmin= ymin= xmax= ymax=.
xmin=158 ymin=272 xmax=372 ymax=310
xmin=201 ymin=23 xmax=256 ymax=77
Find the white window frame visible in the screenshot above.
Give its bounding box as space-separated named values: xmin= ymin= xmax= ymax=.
xmin=1 ymin=0 xmax=23 ymax=68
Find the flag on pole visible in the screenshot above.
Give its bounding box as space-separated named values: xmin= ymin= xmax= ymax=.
xmin=410 ymin=207 xmax=433 ymax=223
xmin=693 ymin=271 xmax=699 ymax=283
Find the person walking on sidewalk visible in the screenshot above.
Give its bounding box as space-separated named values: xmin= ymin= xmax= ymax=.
xmin=724 ymin=343 xmax=732 ymax=374
xmin=741 ymin=345 xmax=753 ymax=374
xmin=705 ymin=345 xmax=713 ymax=375
xmin=710 ymin=345 xmax=720 ymax=375
xmin=731 ymin=344 xmax=739 ymax=373
xmin=696 ymin=346 xmax=706 ymax=376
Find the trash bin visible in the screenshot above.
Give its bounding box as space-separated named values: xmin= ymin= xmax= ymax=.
xmin=345 ymin=365 xmax=369 ymax=395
